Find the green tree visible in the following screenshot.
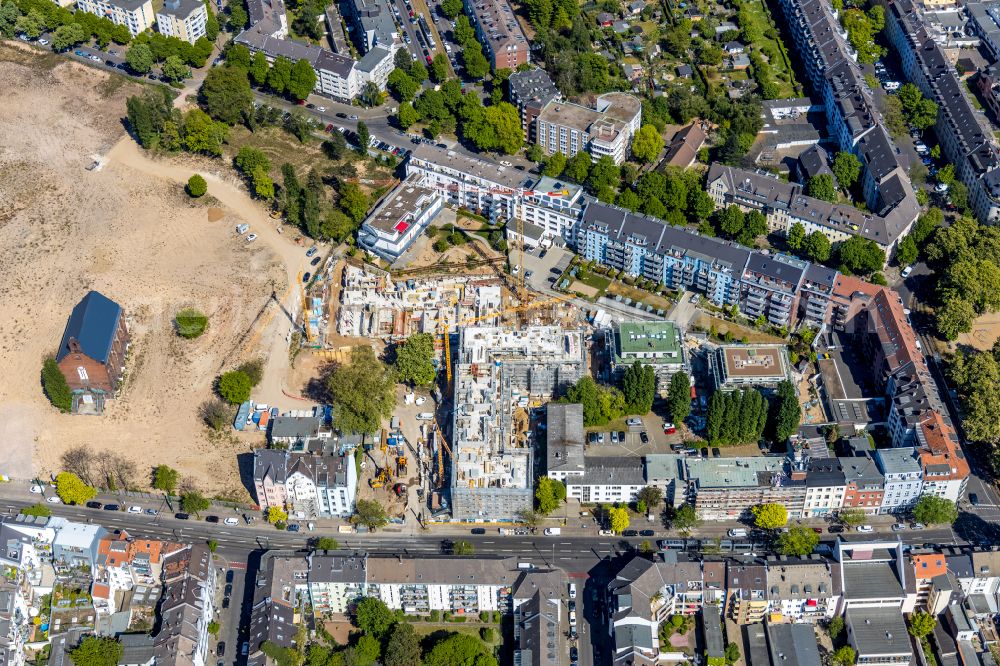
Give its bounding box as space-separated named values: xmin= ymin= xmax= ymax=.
xmin=208 ymin=620 xmax=220 ymax=636
xmin=563 ymin=150 xmax=591 ymax=182
xmin=200 ymin=65 xmax=253 ymax=125
xmin=838 ymin=507 xmax=867 ymax=526
xmin=266 ymin=56 xmax=292 ymax=94
xmin=909 ymin=611 xmax=936 ymax=638
xmin=69 ymin=636 xmax=122 ymax=666
xmin=622 ymin=361 xmax=656 ymax=414
xmin=56 ymin=472 xmax=97 ymax=505
xmin=832 ymin=152 xmax=862 ymax=190
xmin=203 ymin=0 xmax=219 ymax=39
xmin=807 ymin=174 xmax=837 ymax=202
xmin=396 ymin=101 xmax=419 ymax=129
xmin=430 ymin=53 xmax=449 ymax=82
xmin=803 ymin=231 xmax=832 ymax=263
xmin=724 ymin=643 xmax=740 ymax=665
xmin=352 ymin=498 xmax=389 ymax=531
xmin=672 ymin=504 xmax=700 ymax=533
xmin=739 ymin=210 xmax=768 ymax=246
xmin=267 ymin=506 xmax=288 ymax=524
xmin=462 ymin=43 xmax=489 ymax=79
xmin=228 ymin=1 xmax=248 ymax=29
xmin=287 ymin=59 xmax=317 ymax=100
xmin=787 ymin=222 xmax=806 ymax=251
xmin=609 ymin=506 xmax=630 ymax=534
xmin=235 ymin=145 xmax=270 ymax=175
xmin=831 ymin=646 xmax=856 ymax=666
xmin=249 ymin=51 xmax=269 ymax=86
xmin=311 ymin=536 xmax=340 ymax=550
xmin=328 ymin=345 xmax=395 ymax=433
xmin=828 ymin=616 xmax=845 ymax=640
xmin=384 ymin=622 xmax=421 ymax=666
xmin=180 ymin=491 xmax=210 ymax=515
xmin=543 ymin=152 xmax=567 ymax=177
xmin=354 ymin=597 xmax=395 ymax=639
xmin=775 ymin=525 xmax=820 ymax=556
xmin=441 ymin=0 xmax=463 ymax=17
xmin=535 ymin=476 xmax=566 ymax=514
xmin=896 ymin=236 xmax=918 ymax=268
xmin=356 ymin=120 xmax=371 ymax=156
xmin=226 ymin=44 xmax=252 ymax=70
xmin=217 ymin=370 xmax=252 ymax=404
xmin=424 ymin=634 xmax=498 ymax=666
xmin=21 ymin=503 xmax=52 ymax=518
xmin=631 ymin=124 xmax=664 ymax=163
xmin=913 ymin=494 xmax=959 ymax=525
xmin=186 ymin=174 xmax=207 ymax=198
xmin=394 ymin=333 xmax=436 ymax=386
xmin=51 ymin=23 xmax=86 ymax=51
xmin=563 ymin=376 xmax=626 ymax=426
xmin=388 ymin=68 xmax=419 ymax=102
xmin=667 ymin=372 xmax=691 ymax=425
xmin=751 ymin=502 xmax=788 ymax=529
xmin=42 ymin=357 xmax=72 ymax=412
xmin=452 ymin=540 xmax=475 ymax=556
xmin=14 ymin=12 xmax=43 ymax=40
xmin=950 ymin=181 xmax=969 ymax=212
xmin=769 ymin=380 xmax=800 ymax=443
xmin=126 ymin=42 xmax=154 ymax=73
xmin=837 ymin=236 xmax=886 ymax=275
xmin=152 ymin=465 xmax=179 ymax=494
xmin=162 ymin=55 xmax=189 ymax=82
xmin=183 ymin=109 xmax=228 ymax=156
xmin=338 ymin=183 xmax=370 ymax=223
xmin=716 ymin=205 xmax=745 ymax=238
xmin=174 ymin=308 xmax=208 ymax=338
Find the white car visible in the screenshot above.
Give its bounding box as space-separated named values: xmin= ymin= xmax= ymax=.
xmin=415 ymin=396 xmax=427 ymax=405
xmin=500 ymin=160 xmax=513 ymax=167
xmin=90 ymin=55 xmax=101 ymax=62
xmin=29 ymin=485 xmax=43 ymax=494
xmin=901 ymin=265 xmax=914 ymax=278
xmin=856 ymin=524 xmax=874 ymax=533
xmin=246 ymin=233 xmax=258 ymax=242
xmin=46 ymin=496 xmax=62 ymax=504
xmin=934 ymin=183 xmax=949 ymax=193
xmin=127 ymin=506 xmax=142 ymax=513
xmin=38 ymin=38 xmax=48 ymax=45
xmin=317 ymin=106 xmax=326 ymax=112
xmin=224 ymin=517 xmax=239 ymax=526
xmin=236 ymin=223 xmax=249 ymax=234
xmin=569 ymin=583 xmax=577 ymax=599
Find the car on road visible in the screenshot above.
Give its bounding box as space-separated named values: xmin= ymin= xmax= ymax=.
xmin=598 ymin=529 xmax=614 ymax=536
xmin=828 ymin=525 xmax=844 ymax=533
xmin=910 ymin=522 xmax=925 ymax=530
xmin=175 ymin=512 xmax=190 ymax=520
xmin=224 ymin=584 xmax=233 ymax=596
xmin=86 ymin=501 xmax=103 ymax=509
xmin=310 ymin=256 xmax=321 ymax=266
xmin=74 ymin=50 xmax=85 ymax=56
xmin=217 ymin=643 xmax=225 ymax=657
xmin=640 ymin=530 xmax=655 ymax=537
xmin=127 ymin=506 xmax=142 ymax=513
xmin=104 ymin=504 xmax=121 ymax=511
xmin=336 ymin=112 xmax=347 ymax=118
xmin=205 ymin=515 xmax=219 ymax=523
xmin=246 ymin=233 xmax=257 ymax=242
xmin=891 ymin=523 xmax=907 ymax=531
xmin=470 ymin=527 xmax=486 ymax=535
xmin=145 ymin=508 xmax=158 ymax=516
xmin=856 ymin=524 xmax=874 ymax=533
xmin=349 ymin=114 xmax=358 ymax=120
xmin=46 ymin=496 xmax=61 ymax=504
xmin=569 ymin=647 xmax=578 ymax=662
xmin=222 ymin=597 xmax=230 ymax=609
xmin=241 ymin=643 xmax=249 ymax=656
xmin=286 ymin=523 xmax=300 ymax=532
xmin=226 ymin=570 xmax=235 ymax=583
xmin=317 ymin=106 xmax=326 ymax=112
xmin=29 ymin=485 xmax=43 ymax=494
xmin=224 ymin=517 xmax=239 ymax=526
xmin=622 ymin=530 xmax=638 ymax=537
xmin=970 ymin=493 xmax=980 ymax=506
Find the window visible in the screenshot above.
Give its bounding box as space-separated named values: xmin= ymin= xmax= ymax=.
xmin=77 ymin=367 xmax=89 ymax=382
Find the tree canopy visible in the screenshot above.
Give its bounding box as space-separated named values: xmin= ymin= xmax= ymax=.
xmin=217 ymin=370 xmax=252 ymax=404
xmin=328 ymin=345 xmax=396 ymax=434
xmin=622 ymin=361 xmax=656 ymax=414
xmin=42 ymin=357 xmax=72 ymax=412
xmin=393 ymin=333 xmax=436 ymax=386
xmin=752 ymin=502 xmax=788 ymax=529
xmin=352 ymin=498 xmax=389 ymax=530
xmin=56 ymin=472 xmax=97 ymax=505
xmin=424 ymin=633 xmax=498 ymax=666
xmin=667 ymin=372 xmax=691 ymax=425
xmin=631 ymin=124 xmax=664 ymax=163
xmin=69 ymin=637 xmax=122 ymax=666
xmin=354 ymin=597 xmax=396 ymax=639
xmin=609 ymin=506 xmax=630 ymax=534
xmin=807 ymin=174 xmax=837 ymax=202
xmin=199 ymin=65 xmax=253 ymax=125
xmin=562 ymin=376 xmax=625 ymax=426
xmin=769 ymin=381 xmax=801 ymax=443
xmin=775 ymin=525 xmax=819 ymax=556
xmin=913 ymin=495 xmax=959 ymax=525
xmin=535 ymin=476 xmax=566 ymax=514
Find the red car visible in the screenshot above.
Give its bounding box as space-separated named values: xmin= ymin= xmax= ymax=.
xmin=325 ymin=123 xmax=334 ymax=131
xmin=662 ymin=422 xmax=676 ymax=434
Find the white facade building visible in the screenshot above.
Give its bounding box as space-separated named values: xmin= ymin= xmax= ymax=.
xmin=875 ymin=447 xmax=923 ymax=513
xmin=156 ymin=0 xmax=207 ymax=43
xmin=76 ymin=0 xmax=155 ymax=35
xmin=359 ymin=176 xmax=444 ymax=261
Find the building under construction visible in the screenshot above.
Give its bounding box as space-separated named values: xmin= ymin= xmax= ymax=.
xmin=457 ymin=326 xmax=587 ymax=397
xmin=449 ymin=325 xmax=587 ymax=521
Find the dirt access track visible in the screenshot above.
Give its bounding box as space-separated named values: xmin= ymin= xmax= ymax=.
xmin=0 ymin=43 xmax=308 ymax=496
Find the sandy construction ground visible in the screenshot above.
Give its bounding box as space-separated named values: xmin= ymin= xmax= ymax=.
xmin=0 ymin=43 xmax=303 ymax=496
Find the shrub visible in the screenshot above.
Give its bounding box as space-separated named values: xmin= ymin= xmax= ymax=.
xmin=174 ymin=308 xmax=208 ymax=339
xmin=41 ymin=357 xmax=72 ymax=412
xmin=429 ymin=610 xmax=441 ymax=622
xmin=217 ymin=370 xmax=252 ymax=404
xmin=236 ymin=358 xmax=265 ymax=386
xmin=187 ymin=174 xmax=208 ymax=197
xmin=479 ymin=611 xmax=490 ymax=622
xmin=200 ymin=398 xmax=234 ymax=430
xmin=480 ymin=627 xmax=495 ymax=642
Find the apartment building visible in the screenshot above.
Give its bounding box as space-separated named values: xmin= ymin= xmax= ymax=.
xmin=514 ymin=176 xmax=589 ymax=245
xmin=344 ymin=0 xmax=397 ymax=53
xmin=457 ymin=326 xmax=586 ymax=396
xmin=686 ymin=457 xmax=806 ymax=520
xmin=803 ymin=459 xmax=847 ymax=517
xmin=841 ymin=454 xmax=886 ymax=515
xmin=508 ymin=68 xmax=561 ymax=142
xmin=153 ymin=545 xmax=215 ymax=666
xmin=462 ymin=0 xmax=529 ymax=69
xmin=875 ymin=447 xmax=923 ymax=513
xmin=247 ymin=552 xmax=309 ymax=666
xmin=237 ymin=0 xmax=394 ymax=102
xmin=512 ymin=569 xmax=568 ymax=666
xmin=535 ymin=94 xmax=642 ymax=165
xmin=777 ymin=0 xmax=921 ymax=233
xmin=252 ymin=448 xmax=358 ymax=518
xmin=76 ymin=0 xmax=154 ymax=35
xmin=307 ymin=555 xmax=521 ymax=616
xmin=726 ymin=561 xmax=768 ymax=624
xmin=834 ymin=539 xmax=909 ymax=612
xmin=881 ymin=0 xmax=1000 ymax=224
xmin=155 ymin=0 xmax=207 ymax=43
xmin=910 ymin=553 xmax=952 ymax=614
xmin=706 ymin=164 xmax=917 ymax=263
xmin=358 ymin=175 xmax=444 ymax=261
xmin=607 ymin=321 xmax=687 ymax=393
xmin=0 ymin=582 xmax=29 ymax=666
xmin=764 ymin=556 xmax=838 ymax=622
xmin=916 ymin=411 xmax=969 ymax=504
xmin=565 ymin=457 xmax=646 ymax=505
xmin=709 ymin=345 xmax=792 ymax=392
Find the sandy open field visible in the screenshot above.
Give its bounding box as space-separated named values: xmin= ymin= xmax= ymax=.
xmin=0 ymin=43 xmax=299 ymax=497
xmin=957 ymin=312 xmax=1000 ymax=352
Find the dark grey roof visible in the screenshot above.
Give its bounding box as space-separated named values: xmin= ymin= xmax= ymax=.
xmin=56 ymin=291 xmax=123 ymax=364
xmin=355 ymin=46 xmax=390 ymax=73
xmin=158 ymin=0 xmax=204 ymax=19
xmin=845 ymin=608 xmax=912 ymax=658
xmin=701 ymin=609 xmax=725 ymax=658
xmin=798 ymin=144 xmax=833 ymax=182
xmin=806 ymin=458 xmax=846 ymax=487
xmin=575 ymin=457 xmax=645 ymax=487
xmin=118 ymin=633 xmax=155 ymax=665
xmin=308 ymin=555 xmax=367 ymax=583
xmin=545 ymin=403 xmax=584 ymax=475
xmin=842 ymin=561 xmax=904 ymax=600
xmin=744 ymin=253 xmax=806 ymax=289
xmin=269 ymin=416 xmax=321 ymax=439
xmin=766 ymin=623 xmax=822 ymax=666
xmin=509 ymin=69 xmax=560 ymax=107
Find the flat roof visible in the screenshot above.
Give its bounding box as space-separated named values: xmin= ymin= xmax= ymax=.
xmin=722 ymin=346 xmax=788 ymax=378
xmin=616 ymin=321 xmax=682 ymax=356
xmin=158 ymin=0 xmax=204 ymax=19
xmin=846 ymin=607 xmax=912 ymax=657
xmin=363 ymin=177 xmax=439 ymax=236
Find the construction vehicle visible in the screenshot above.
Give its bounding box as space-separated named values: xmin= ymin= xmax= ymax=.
xmin=396 ymin=455 xmax=407 ymax=477
xmin=369 ymin=467 xmax=389 ymax=489
xmin=393 ymin=483 xmax=407 ymax=498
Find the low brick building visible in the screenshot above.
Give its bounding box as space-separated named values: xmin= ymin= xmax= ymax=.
xmin=55 ymin=291 xmax=130 ymax=411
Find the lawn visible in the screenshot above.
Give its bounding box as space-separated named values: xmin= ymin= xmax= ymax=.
xmin=575 ymin=270 xmax=612 ymax=293
xmin=606 ymin=281 xmax=675 ymax=312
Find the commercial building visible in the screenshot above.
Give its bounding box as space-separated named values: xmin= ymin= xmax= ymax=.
xmin=76 ymin=0 xmax=155 ymax=35
xmin=358 ymin=176 xmax=444 ymax=261
xmin=709 ymin=345 xmax=791 ymax=391
xmin=508 ymin=69 xmax=561 ymax=142
xmin=544 ymin=403 xmax=585 ymax=482
xmin=765 ymin=622 xmax=824 ymax=666
xmin=881 ymin=0 xmax=1000 ymax=225
xmin=845 ymin=607 xmax=913 ymax=666
xmin=155 ymin=0 xmax=207 ymax=43
xmin=252 ymin=447 xmax=358 ymax=518
xmin=462 ymin=0 xmax=529 ymax=69
xmin=803 ymin=459 xmax=847 ymax=517
xmin=535 ymin=94 xmax=642 ymax=165
xmin=706 ymin=164 xmax=917 ymax=263
xmin=607 ymin=321 xmax=687 ymax=393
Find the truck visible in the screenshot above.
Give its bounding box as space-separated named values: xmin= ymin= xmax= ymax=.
xmin=543 ymin=528 xmax=561 ymax=536
xmin=417 ymin=412 xmax=434 ymax=421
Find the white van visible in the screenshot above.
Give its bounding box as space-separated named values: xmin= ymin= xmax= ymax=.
xmin=727 ymin=528 xmax=748 ymax=538
xmin=569 ymin=583 xmax=577 ymax=599
xmin=544 ymin=527 xmax=561 ymax=536
xmin=416 ymin=412 xmax=434 ymax=421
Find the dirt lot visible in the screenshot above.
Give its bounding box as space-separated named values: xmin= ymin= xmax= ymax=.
xmin=0 ymin=44 xmax=293 ymax=496
xmin=957 ymin=312 xmax=1000 ymax=352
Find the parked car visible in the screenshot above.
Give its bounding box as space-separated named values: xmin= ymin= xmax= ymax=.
xmin=901 ymin=265 xmax=914 ymax=278
xmin=622 ymin=530 xmax=638 ymax=537
xmin=46 ymin=496 xmax=61 ymax=504
xmin=856 ymin=524 xmax=874 ymax=533
xmin=145 ymin=508 xmax=158 ymax=516
xmin=226 ymin=570 xmax=235 ymax=583
xmin=302 ymin=272 xmax=311 ymax=282
xmin=127 ymin=506 xmax=142 ymax=513
xmin=610 ymin=431 xmax=619 ymax=444
xmin=306 ymin=246 xmax=318 ymax=257
xmin=286 ymin=523 xmax=300 ymax=532
xmin=205 ymin=515 xmax=220 ymax=523
xmin=910 ymin=522 xmax=925 ymax=530
xmin=38 ymin=38 xmax=48 ymax=45
xmin=639 ymin=431 xmax=649 ymax=444
xmin=246 ymin=233 xmax=258 ymax=242
xmin=471 ymin=528 xmax=486 ymax=534
xmin=175 ymin=512 xmax=190 ymax=520
xmin=310 ymin=256 xmax=321 ymax=266
xmin=86 ymin=501 xmax=103 ymax=509
xmin=224 ymin=517 xmax=239 ymax=526
xmin=217 ymin=643 xmax=225 ymax=657
xmin=640 ymin=530 xmax=655 ymax=537
xmin=970 ymin=493 xmax=980 ymax=506
xmin=662 ymin=421 xmax=676 ymax=434
xmin=104 ymin=504 xmax=121 ymax=511
xmin=29 ymin=485 xmax=43 ymax=494
xmin=828 ymin=525 xmax=844 ymax=533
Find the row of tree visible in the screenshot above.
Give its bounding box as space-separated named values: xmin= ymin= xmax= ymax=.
xmin=224 ymin=43 xmax=317 ymax=102
xmin=705 ymin=388 xmax=768 ymax=446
